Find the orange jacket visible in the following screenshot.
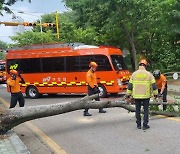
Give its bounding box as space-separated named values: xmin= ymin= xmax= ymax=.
xmin=155 ymin=74 xmax=167 ymax=89
xmin=7 ymin=77 xmax=22 ymax=93
xmin=86 ymin=69 xmax=98 ymax=88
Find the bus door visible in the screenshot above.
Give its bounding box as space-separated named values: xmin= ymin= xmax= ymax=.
xmin=79 ymin=54 xmax=114 ymax=97
xmin=40 ymin=57 xmax=68 ymax=94
xmin=65 ymin=56 xmax=84 ymax=94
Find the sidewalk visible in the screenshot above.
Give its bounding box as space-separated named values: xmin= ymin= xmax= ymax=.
xmin=0 ymin=100 xmax=30 ymax=154
xmin=0 ymin=130 xmax=30 ymax=154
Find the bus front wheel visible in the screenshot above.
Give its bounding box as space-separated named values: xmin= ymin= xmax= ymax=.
xmin=26 ymin=86 xmax=39 ymax=99
xmin=98 ymin=84 xmax=107 ymax=98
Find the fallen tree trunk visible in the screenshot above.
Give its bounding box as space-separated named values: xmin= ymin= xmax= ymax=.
xmin=0 ymin=94 xmax=179 ymax=134
xmin=109 ymin=101 xmax=180 ymax=117
xmin=0 ymin=94 xmax=108 ymax=134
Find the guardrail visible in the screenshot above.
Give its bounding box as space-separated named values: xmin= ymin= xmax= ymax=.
xmin=164 ymin=72 xmax=180 ymax=80
xmin=163 ymin=72 xmax=180 ymax=94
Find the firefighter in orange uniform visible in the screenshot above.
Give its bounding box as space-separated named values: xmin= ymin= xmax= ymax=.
xmin=84 ymin=62 xmax=106 ymax=116
xmin=153 ymin=70 xmax=167 ymax=111
xmin=7 ymin=70 xmax=25 ymax=108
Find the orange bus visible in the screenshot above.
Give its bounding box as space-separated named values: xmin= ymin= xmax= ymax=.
xmin=0 ymin=60 xmax=6 ymax=83
xmin=6 ymin=43 xmax=130 ymax=98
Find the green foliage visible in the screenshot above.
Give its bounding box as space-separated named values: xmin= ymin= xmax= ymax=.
xmin=0 ymin=52 xmax=5 ymax=60
xmin=178 ymin=105 xmax=180 ymax=112
xmin=166 ymin=104 xmax=175 ymax=112
xmin=37 ymin=12 xmax=99 ymax=44
xmin=10 ymin=31 xmax=57 ymax=46
xmin=149 ymin=105 xmax=160 ymax=111
xmin=63 ymin=0 xmax=179 ymax=72
xmin=0 ymin=40 xmax=8 ymax=50
xmin=0 ymin=0 xmax=31 ymax=15
xmin=1 ymin=0 xmax=179 ymax=72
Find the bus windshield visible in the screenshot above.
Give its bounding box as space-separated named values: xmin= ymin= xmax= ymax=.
xmin=111 ymin=55 xmax=128 ymax=71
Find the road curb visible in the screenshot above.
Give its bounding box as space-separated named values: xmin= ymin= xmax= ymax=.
xmin=9 ymin=130 xmax=31 ymax=154
xmin=0 ymin=130 xmax=30 ymax=154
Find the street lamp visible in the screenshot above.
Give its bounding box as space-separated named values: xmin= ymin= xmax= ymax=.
xmin=17 ymin=11 xmax=43 ymax=33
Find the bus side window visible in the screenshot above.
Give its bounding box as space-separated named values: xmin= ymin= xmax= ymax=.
xmin=8 ymin=59 xmax=42 ymax=74
xmin=20 ymin=59 xmax=41 ymax=73
xmin=79 ymin=55 xmax=94 ymax=72
xmin=52 ymin=57 xmax=65 ymax=72
xmin=41 ymin=58 xmax=53 ymax=73
xmin=94 ymin=55 xmax=112 ymax=71
xmin=7 ymin=60 xmax=19 ymax=73
xmin=66 ymin=57 xmax=80 ymax=72
xmin=79 ymin=55 xmax=112 ymax=71
xmin=41 ymin=57 xmax=65 ymax=73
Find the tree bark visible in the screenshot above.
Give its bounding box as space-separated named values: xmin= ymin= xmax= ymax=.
xmin=109 ymin=100 xmax=180 ymax=117
xmin=121 ymin=22 xmax=138 ymax=70
xmin=0 ymin=94 xmax=179 ymax=134
xmin=0 ymin=94 xmax=110 ymax=134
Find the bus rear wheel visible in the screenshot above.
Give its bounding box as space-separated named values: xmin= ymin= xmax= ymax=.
xmin=26 ymin=86 xmax=39 ymax=99
xmin=98 ymin=84 xmax=107 ymax=98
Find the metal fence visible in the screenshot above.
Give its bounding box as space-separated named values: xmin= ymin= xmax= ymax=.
xmin=164 ymin=72 xmax=180 ymax=93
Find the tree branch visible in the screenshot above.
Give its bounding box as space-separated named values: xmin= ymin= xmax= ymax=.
xmin=0 ymin=94 xmax=179 ymax=134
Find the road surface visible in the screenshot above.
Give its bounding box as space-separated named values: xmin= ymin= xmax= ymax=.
xmin=0 ymin=84 xmax=180 ymax=154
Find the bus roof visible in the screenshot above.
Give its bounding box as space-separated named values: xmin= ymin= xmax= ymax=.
xmin=6 ymin=43 xmax=123 ymax=59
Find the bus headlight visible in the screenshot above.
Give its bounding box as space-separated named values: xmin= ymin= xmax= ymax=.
xmin=117 ymin=79 xmax=122 ymax=86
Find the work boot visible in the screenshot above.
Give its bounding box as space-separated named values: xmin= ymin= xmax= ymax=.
xmin=137 ymin=125 xmax=141 ymax=129
xmin=163 ymin=104 xmax=167 ymax=111
xmin=143 ymin=125 xmax=150 ymax=130
xmin=99 ymin=109 xmax=106 ymax=113
xmin=84 ymin=111 xmax=92 ymax=116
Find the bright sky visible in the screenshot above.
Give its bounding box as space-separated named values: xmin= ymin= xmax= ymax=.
xmin=0 ymin=0 xmax=68 ymax=44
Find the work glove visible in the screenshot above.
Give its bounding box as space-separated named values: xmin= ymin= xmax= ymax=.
xmin=158 ymin=93 xmax=163 ymax=98
xmin=124 ymin=94 xmax=130 ymax=99
xmin=154 ymin=95 xmax=158 ymax=99
xmin=124 ymin=95 xmax=134 ymax=104
xmin=11 ymin=74 xmax=16 ymax=80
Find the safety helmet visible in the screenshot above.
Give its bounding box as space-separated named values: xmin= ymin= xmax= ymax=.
xmin=153 ymin=69 xmax=161 ymax=79
xmin=139 ymin=59 xmax=148 ymax=66
xmin=10 ymin=69 xmax=18 ymax=75
xmin=89 ymin=61 xmax=98 ymax=68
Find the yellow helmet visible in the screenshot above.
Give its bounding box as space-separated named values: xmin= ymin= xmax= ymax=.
xmin=89 ymin=62 xmax=98 ymax=68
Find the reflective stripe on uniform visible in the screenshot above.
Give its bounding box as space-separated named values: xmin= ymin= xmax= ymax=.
xmin=127 ymin=89 xmax=132 ymax=95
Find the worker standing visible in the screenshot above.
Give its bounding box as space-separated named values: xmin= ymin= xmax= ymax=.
xmin=83 ymin=61 xmax=106 ymax=116
xmin=7 ymin=70 xmax=25 ymax=109
xmin=126 ymin=59 xmax=158 ymax=130
xmin=153 ymin=69 xmax=167 ymax=111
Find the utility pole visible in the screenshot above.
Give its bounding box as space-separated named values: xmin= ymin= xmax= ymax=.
xmin=55 ymin=11 xmax=60 ymax=41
